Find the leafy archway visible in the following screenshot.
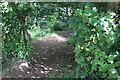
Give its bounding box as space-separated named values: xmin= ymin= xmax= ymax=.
xmin=1 ymin=2 xmax=120 ymax=78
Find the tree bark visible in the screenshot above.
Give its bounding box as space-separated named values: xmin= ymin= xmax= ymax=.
xmin=9 ymin=2 xmax=30 ymax=49
xmin=107 ymin=2 xmax=118 ymax=12
xmin=107 ymin=2 xmax=114 ymax=11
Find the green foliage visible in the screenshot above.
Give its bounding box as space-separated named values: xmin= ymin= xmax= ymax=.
xmin=28 ymin=26 xmax=47 ymax=38
xmin=28 ymin=12 xmax=58 ymax=38
xmin=2 ymin=2 xmax=58 ymax=71
xmin=46 ymin=12 xmax=58 ymax=32
xmin=53 ymin=21 xmax=67 ymax=31
xmin=2 ymin=2 xmax=120 ymax=78
xmin=68 ymin=3 xmax=120 ymax=78
xmin=2 ymin=2 xmax=33 ymax=70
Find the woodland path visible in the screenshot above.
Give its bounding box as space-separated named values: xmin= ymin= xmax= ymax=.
xmin=2 ymin=30 xmax=75 ymax=78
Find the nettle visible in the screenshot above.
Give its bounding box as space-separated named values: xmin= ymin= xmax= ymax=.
xmin=68 ymin=3 xmax=120 ymax=78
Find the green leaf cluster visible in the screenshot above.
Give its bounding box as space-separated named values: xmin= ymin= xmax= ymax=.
xmin=2 ymin=2 xmax=33 ymax=70
xmin=68 ymin=3 xmax=120 ymax=78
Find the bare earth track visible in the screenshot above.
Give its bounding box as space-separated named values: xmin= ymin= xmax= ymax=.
xmin=2 ymin=30 xmax=75 ymax=78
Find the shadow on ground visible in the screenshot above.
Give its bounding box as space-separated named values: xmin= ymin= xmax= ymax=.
xmin=2 ymin=30 xmax=75 ymax=78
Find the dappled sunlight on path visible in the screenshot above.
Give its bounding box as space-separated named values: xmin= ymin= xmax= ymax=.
xmin=2 ymin=30 xmax=74 ymax=78
xmin=38 ymin=33 xmax=67 ymax=42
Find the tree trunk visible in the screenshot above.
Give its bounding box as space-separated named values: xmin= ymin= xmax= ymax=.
xmin=107 ymin=2 xmax=114 ymax=11
xmin=10 ymin=2 xmax=31 ymax=49
xmin=107 ymin=2 xmax=118 ymax=12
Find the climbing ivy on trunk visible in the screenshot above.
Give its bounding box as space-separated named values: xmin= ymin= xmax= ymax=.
xmin=2 ymin=2 xmax=58 ymax=70
xmin=2 ymin=2 xmax=33 ymax=69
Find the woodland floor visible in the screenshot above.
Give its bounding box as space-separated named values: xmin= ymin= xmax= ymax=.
xmin=2 ymin=30 xmax=75 ymax=78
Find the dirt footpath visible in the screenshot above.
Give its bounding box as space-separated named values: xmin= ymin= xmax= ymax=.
xmin=2 ymin=30 xmax=75 ymax=78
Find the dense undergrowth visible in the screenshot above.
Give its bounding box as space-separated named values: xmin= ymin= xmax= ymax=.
xmin=49 ymin=3 xmax=120 ymax=78
xmin=67 ymin=3 xmax=120 ymax=78
xmin=1 ymin=2 xmax=120 ymax=78
xmin=1 ymin=2 xmax=58 ymax=71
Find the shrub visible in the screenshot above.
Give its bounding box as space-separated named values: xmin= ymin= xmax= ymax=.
xmin=68 ymin=3 xmax=120 ymax=78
